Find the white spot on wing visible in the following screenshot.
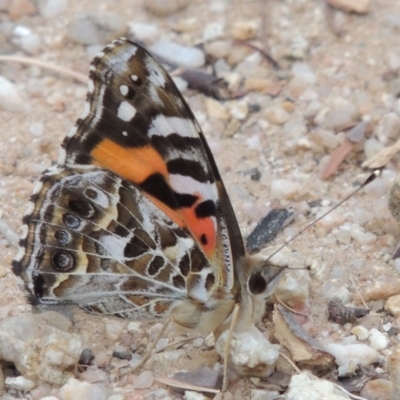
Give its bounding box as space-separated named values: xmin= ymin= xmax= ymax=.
xmin=131 ymin=74 xmax=138 ymax=81
xmin=169 ymin=174 xmax=217 ymax=203
xmin=119 ymin=84 xmax=129 ymax=96
xmin=84 ymin=186 xmax=109 ymax=209
xmin=148 ymin=115 xmax=197 ymax=138
xmin=117 ymin=101 xmax=136 ymax=121
xmin=99 ymin=234 xmax=128 ymax=262
xmin=87 ymin=78 xmax=95 ymax=94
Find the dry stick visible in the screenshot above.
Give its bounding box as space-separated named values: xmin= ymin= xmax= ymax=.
xmin=222 ymin=303 xmax=240 ymax=392
xmin=279 ymin=352 xmax=301 ymax=374
xmin=276 ymin=296 xmax=309 ymax=317
xmin=133 ymin=318 xmax=171 ymax=371
xmin=154 ymin=377 xmax=220 ymax=394
xmin=0 ymin=55 xmax=88 ymax=83
xmin=350 ymin=272 xmax=369 ymax=310
xmin=335 ymin=384 xmax=368 ymax=400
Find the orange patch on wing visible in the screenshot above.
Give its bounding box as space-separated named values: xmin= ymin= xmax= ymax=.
xmin=181 ymin=206 xmax=216 ymax=258
xmin=91 ymin=139 xmax=168 ymax=183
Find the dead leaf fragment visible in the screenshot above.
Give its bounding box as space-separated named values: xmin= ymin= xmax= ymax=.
xmin=273 ymin=305 xmax=334 ymax=366
xmin=362 ymin=138 xmax=400 ymax=169
xmin=326 ymin=0 xmax=370 ymax=14
xmin=320 ymin=138 xmax=355 ymax=179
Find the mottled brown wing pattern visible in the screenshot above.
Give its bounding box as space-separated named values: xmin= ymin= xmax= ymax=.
xmin=12 ymin=38 xmax=246 ymax=327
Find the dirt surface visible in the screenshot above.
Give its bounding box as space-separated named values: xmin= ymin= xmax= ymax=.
xmin=1 ymin=0 xmax=400 ymax=398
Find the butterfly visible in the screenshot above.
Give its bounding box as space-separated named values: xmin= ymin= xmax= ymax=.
xmin=12 ymin=38 xmax=284 ymax=388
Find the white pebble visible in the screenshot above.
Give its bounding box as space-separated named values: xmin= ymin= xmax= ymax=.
xmin=286 ymin=371 xmax=349 ymax=400
xmin=134 ymin=370 xmax=154 ymax=389
xmin=127 ymin=321 xmax=142 ymax=333
xmin=150 ymin=42 xmax=205 ymax=68
xmin=184 ymin=391 xmax=208 ymax=400
xmin=323 ymin=285 xmax=350 ymax=303
xmin=39 ymin=0 xmax=68 ymax=18
xmin=364 ymin=137 xmax=384 ymax=160
xmin=203 ymin=22 xmax=225 ymax=41
xmin=29 ymin=122 xmax=44 ymax=136
xmin=318 ymin=104 xmax=358 ymax=130
xmin=105 ymin=321 xmax=123 ymax=341
xmin=264 ymin=106 xmax=290 ymax=125
xmin=350 ymin=224 xmax=376 ymax=245
xmin=228 ymin=100 xmax=248 ymax=120
xmin=394 ymin=259 xmax=400 ymax=273
xmin=324 ymin=342 xmax=379 ymax=367
xmin=0 ymin=76 xmax=29 ymax=112
xmin=128 ymin=22 xmax=159 ymax=42
xmin=369 ymin=328 xmax=389 ymax=351
xmin=335 ymin=228 xmax=352 ymax=245
xmin=270 ymin=179 xmax=302 ymax=200
xmin=11 ymin=25 xmax=41 ymax=54
xmin=5 ymin=376 xmax=35 ymax=391
xmin=291 ymin=62 xmax=316 ymax=83
xmin=351 ymin=326 xmax=370 ymax=341
xmin=59 ymin=378 xmax=107 ymax=400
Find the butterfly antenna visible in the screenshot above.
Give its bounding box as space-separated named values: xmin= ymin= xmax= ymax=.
xmin=266 ymin=170 xmax=380 ymax=262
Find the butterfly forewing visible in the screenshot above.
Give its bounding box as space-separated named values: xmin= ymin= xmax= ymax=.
xmin=13 ymin=38 xmax=246 ymax=322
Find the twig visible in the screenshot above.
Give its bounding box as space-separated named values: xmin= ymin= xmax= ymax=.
xmin=0 ymin=55 xmax=88 ymax=83
xmin=350 ymin=272 xmax=369 ymax=309
xmin=155 ymin=376 xmax=220 ymax=394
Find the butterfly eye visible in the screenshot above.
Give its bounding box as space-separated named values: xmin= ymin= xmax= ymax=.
xmin=248 ymin=271 xmax=267 ymax=295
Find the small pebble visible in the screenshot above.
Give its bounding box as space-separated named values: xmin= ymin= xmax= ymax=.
xmin=231 ymin=20 xmax=258 ymax=40
xmin=275 ymin=270 xmax=311 ymax=305
xmin=145 ymin=0 xmax=189 ymax=16
xmin=270 ymin=179 xmax=302 ymax=200
xmin=250 ymin=389 xmax=280 ymax=400
xmin=0 ymin=76 xmax=29 ymax=112
xmin=8 ymin=0 xmax=36 ymax=19
xmin=264 ymin=106 xmax=291 ymax=125
xmin=286 ymin=34 xmax=309 ymax=60
xmin=29 ymin=122 xmax=44 ymax=136
xmin=184 ymin=391 xmax=208 ymax=400
xmin=386 ymin=294 xmax=400 ymax=317
xmin=375 ymin=112 xmax=400 ymax=142
xmin=11 ymin=25 xmax=41 ymax=54
xmin=39 ymin=0 xmax=68 ymax=17
xmin=5 ymin=376 xmax=35 ymax=391
xmin=364 ymin=137 xmax=384 ymax=160
xmin=324 ymin=342 xmax=379 ymax=367
xmin=59 ymin=378 xmax=107 ymax=400
xmin=128 ymin=22 xmax=159 ymax=43
xmin=349 ymin=224 xmax=376 ymax=245
xmin=317 ymin=104 xmax=359 ymax=131
xmin=286 ymin=371 xmax=350 ymax=400
xmin=369 ymin=328 xmax=389 ymax=350
xmin=67 ymin=12 xmax=126 ymax=45
xmin=105 ymin=320 xmax=124 ymax=341
xmin=133 ymin=370 xmax=154 ymax=389
xmin=360 ymin=379 xmax=396 ymax=400
xmin=150 ymin=42 xmax=205 ymax=69
xmin=351 ymin=325 xmax=370 ymax=341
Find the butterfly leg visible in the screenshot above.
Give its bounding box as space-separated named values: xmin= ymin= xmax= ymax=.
xmin=221 ymin=303 xmax=240 ymax=392
xmin=133 ymin=318 xmax=171 ymax=370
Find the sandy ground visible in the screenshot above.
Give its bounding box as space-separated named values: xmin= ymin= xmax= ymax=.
xmin=1 ymin=0 xmax=400 ymax=398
